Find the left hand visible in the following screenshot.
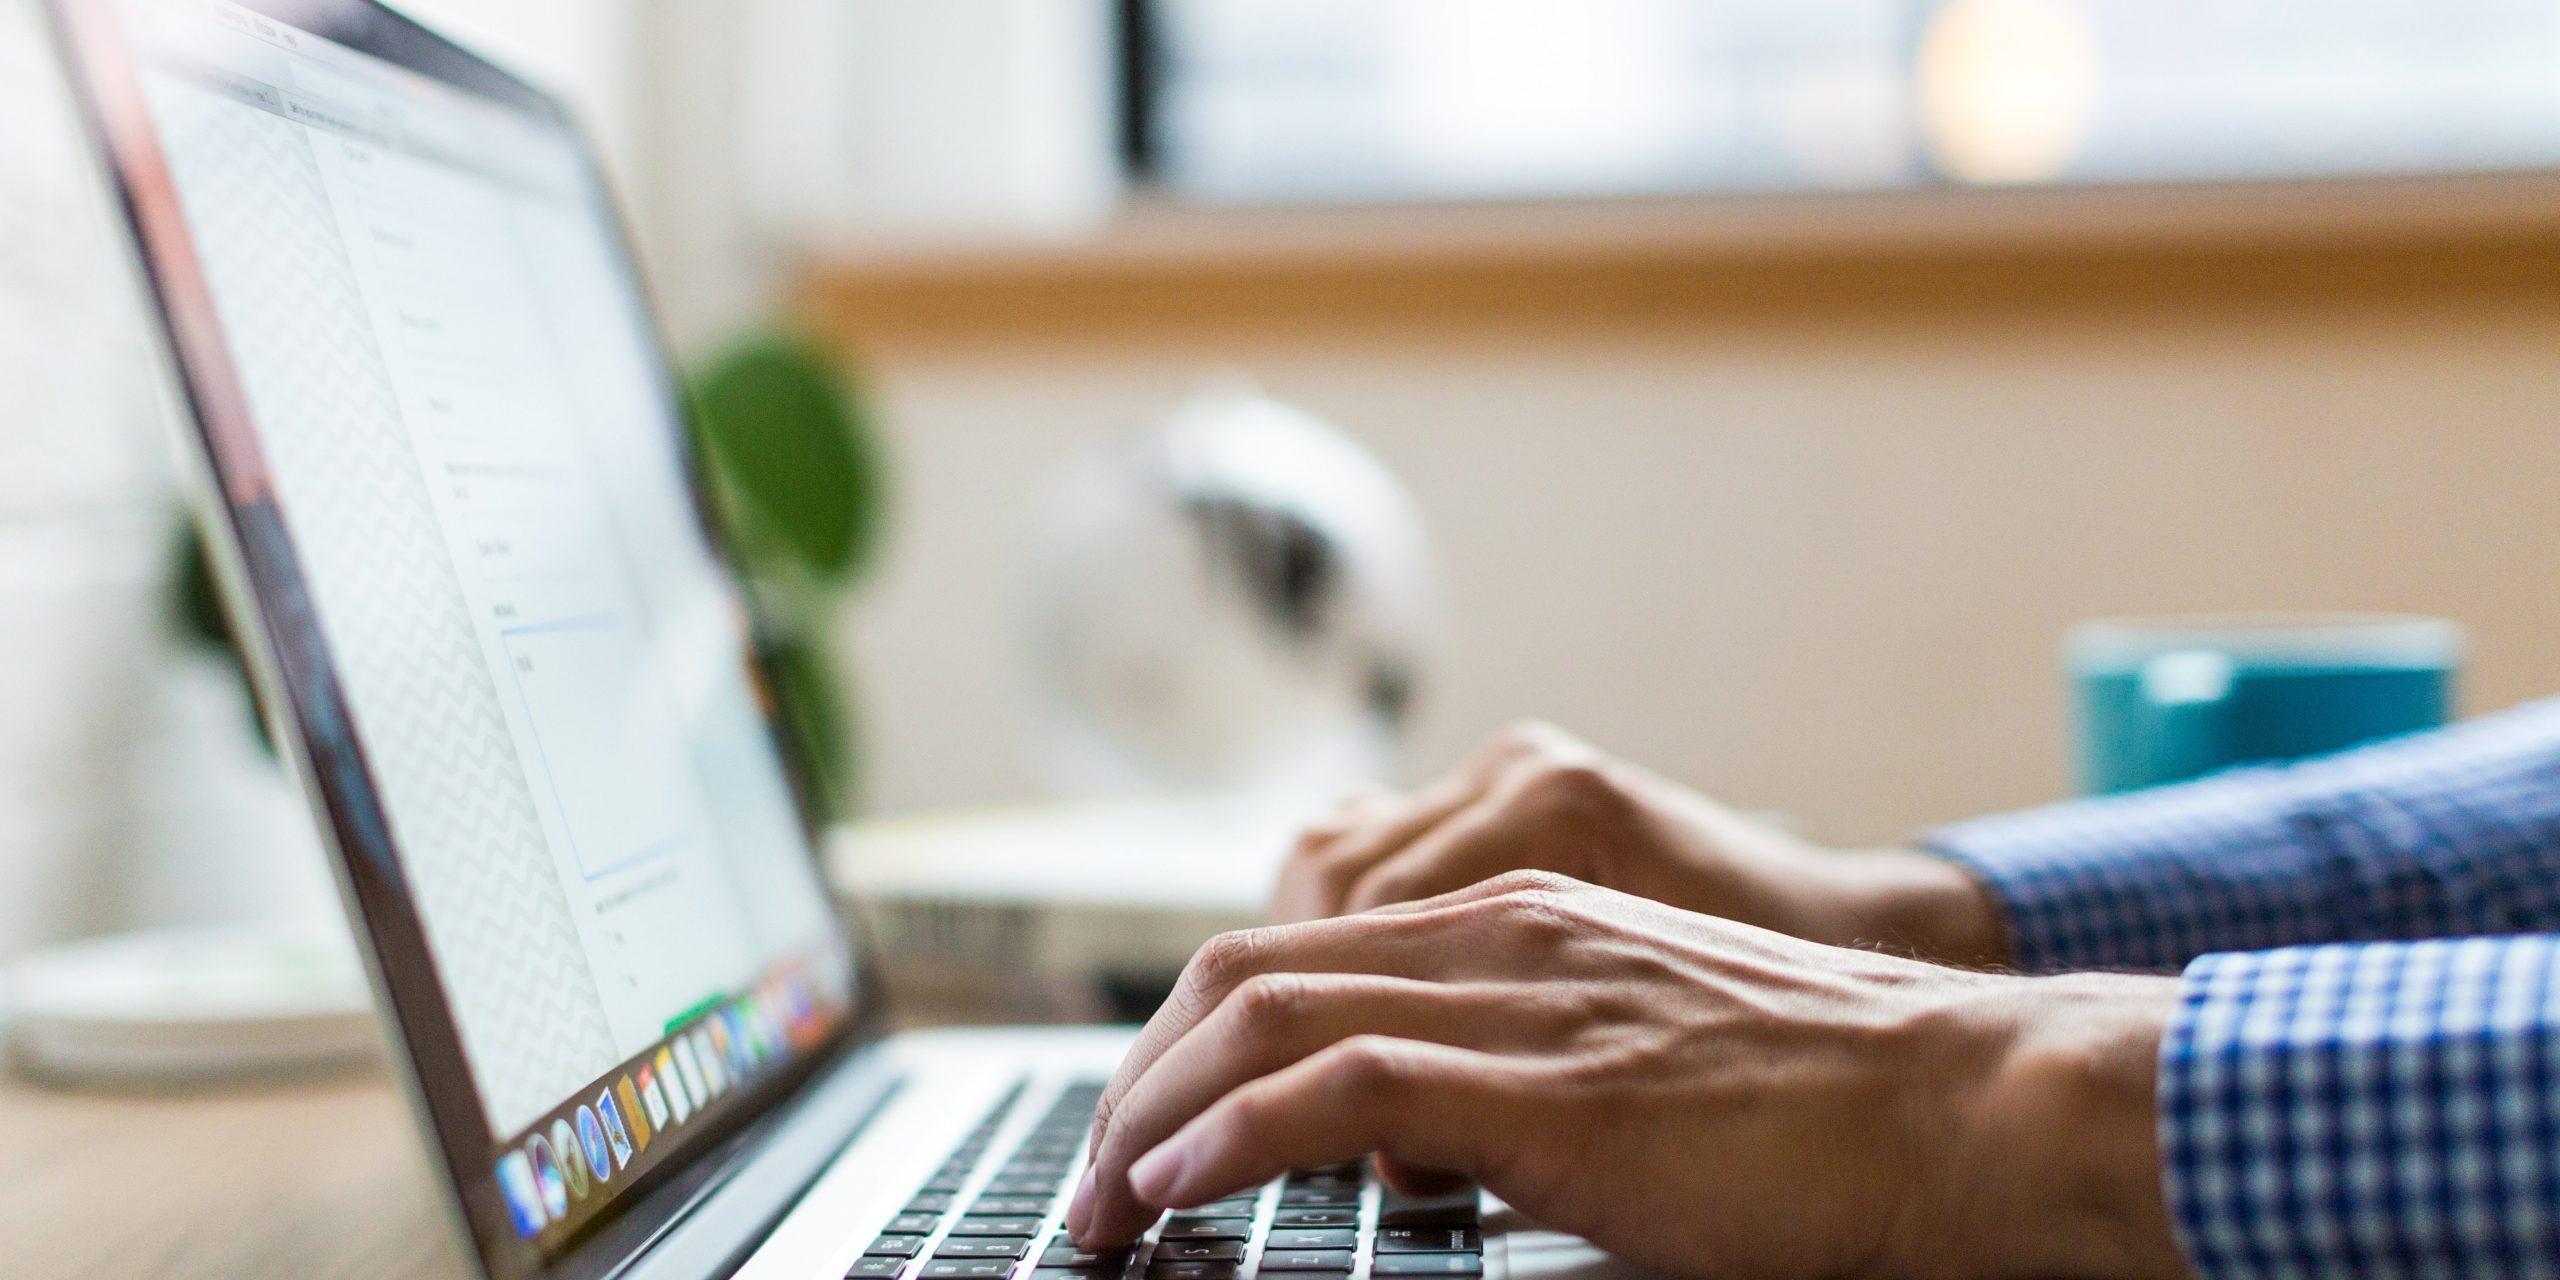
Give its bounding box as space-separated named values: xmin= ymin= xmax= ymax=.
xmin=1067 ymin=872 xmax=2188 ymax=1280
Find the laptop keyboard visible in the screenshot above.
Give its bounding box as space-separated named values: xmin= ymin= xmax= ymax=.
xmin=847 ymin=1080 xmax=1484 ymax=1280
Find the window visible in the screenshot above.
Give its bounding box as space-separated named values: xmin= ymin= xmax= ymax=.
xmin=1135 ymin=0 xmax=2560 ymax=203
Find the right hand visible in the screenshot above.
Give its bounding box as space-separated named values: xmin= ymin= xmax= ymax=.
xmin=1074 ymin=873 xmax=2184 ymax=1280
xmin=1271 ymin=723 xmax=2013 ymax=969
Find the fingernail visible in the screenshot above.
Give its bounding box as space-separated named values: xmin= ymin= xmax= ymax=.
xmin=1065 ymin=1168 xmax=1096 ymax=1236
xmin=1128 ymin=1138 xmax=1191 ymax=1204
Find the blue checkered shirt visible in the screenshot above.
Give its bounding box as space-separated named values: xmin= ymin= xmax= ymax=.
xmin=1924 ymin=697 xmax=2560 ymax=1278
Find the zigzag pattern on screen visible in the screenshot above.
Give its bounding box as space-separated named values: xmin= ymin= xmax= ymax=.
xmin=159 ymin=87 xmax=617 ymax=1134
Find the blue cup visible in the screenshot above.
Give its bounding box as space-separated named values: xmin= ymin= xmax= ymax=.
xmin=2067 ymin=614 xmax=2462 ymax=795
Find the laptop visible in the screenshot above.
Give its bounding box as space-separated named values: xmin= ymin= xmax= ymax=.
xmin=45 ymin=4 xmax=1630 ymax=1280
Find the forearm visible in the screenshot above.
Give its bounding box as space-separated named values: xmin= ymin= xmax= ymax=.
xmin=1919 ymin=695 xmax=2560 ymax=972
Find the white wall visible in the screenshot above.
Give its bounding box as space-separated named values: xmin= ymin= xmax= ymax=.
xmin=839 ymin=297 xmax=2560 ymax=846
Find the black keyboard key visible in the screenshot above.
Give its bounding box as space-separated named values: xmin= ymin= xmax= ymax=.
xmin=1264 ymin=1230 xmax=1356 ymax=1252
xmin=972 ymin=1196 xmax=1054 ymax=1217
xmin=949 ymin=1216 xmax=1045 ymax=1237
xmin=1377 ymin=1191 xmax=1477 ymax=1228
xmin=1148 ymin=1241 xmax=1241 ymax=1263
xmin=1371 ymin=1256 xmax=1482 ymax=1277
xmin=935 ymin=1240 xmax=1029 ymax=1261
xmin=1040 ymin=1244 xmax=1133 ymax=1269
xmin=848 ymin=1259 xmax=907 ymax=1279
xmin=921 ymin=1174 xmax=971 ymax=1194
xmin=866 ymin=1237 xmax=927 ymax=1258
xmin=1256 ymin=1251 xmax=1354 ymax=1274
xmin=1277 ymin=1187 xmax=1358 ymax=1208
xmin=1142 ymin=1262 xmax=1237 ymax=1280
xmin=907 ymin=1194 xmax=959 ymax=1215
xmin=1271 ymin=1209 xmax=1357 ymax=1229
xmin=1377 ymin=1228 xmax=1481 ymax=1255
xmin=886 ymin=1214 xmax=943 ymax=1236
xmin=1192 ymin=1196 xmax=1259 ymax=1217
xmin=1036 ymin=1271 xmax=1121 ymax=1280
xmin=1157 ymin=1219 xmax=1251 ymax=1242
xmin=922 ymin=1262 xmax=1016 ymax=1279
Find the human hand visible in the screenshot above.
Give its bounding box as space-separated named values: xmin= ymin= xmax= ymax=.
xmin=1070 ymin=873 xmax=2187 ymax=1280
xmin=1273 ymin=723 xmax=2012 ymax=969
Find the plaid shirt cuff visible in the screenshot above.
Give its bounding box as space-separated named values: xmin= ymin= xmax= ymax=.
xmin=1920 ymin=767 xmax=2335 ymax=972
xmin=1919 ymin=697 xmax=2560 ymax=974
xmin=2162 ymin=939 xmax=2560 ymax=1278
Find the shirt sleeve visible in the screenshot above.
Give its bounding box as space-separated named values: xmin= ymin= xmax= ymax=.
xmin=2160 ymin=937 xmax=2560 ymax=1278
xmin=1917 ymin=697 xmax=2560 ymax=973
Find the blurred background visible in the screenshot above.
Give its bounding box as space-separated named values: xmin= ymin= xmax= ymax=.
xmin=5 ymin=0 xmax=2560 ymax=982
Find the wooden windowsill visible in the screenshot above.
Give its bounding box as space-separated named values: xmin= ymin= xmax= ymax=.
xmin=793 ymin=174 xmax=2560 ymax=349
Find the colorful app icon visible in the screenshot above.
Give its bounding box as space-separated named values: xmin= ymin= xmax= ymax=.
xmin=596 ymin=1090 xmax=635 ymax=1171
xmin=527 ymin=1133 xmax=569 ymax=1221
xmin=783 ymin=976 xmax=816 ymax=1045
xmin=497 ymin=1151 xmax=546 ymax=1238
xmin=707 ymin=1013 xmax=736 ymax=1076
xmin=637 ymin=1062 xmax=671 ymax=1131
xmin=723 ymin=1006 xmax=757 ymax=1072
xmin=551 ymin=1119 xmax=589 ymax=1199
xmin=616 ymin=1077 xmax=653 ymax=1152
xmin=656 ymin=1049 xmax=690 ymax=1123
xmin=753 ymin=993 xmax=784 ymax=1057
xmin=577 ymin=1106 xmax=613 ymax=1184
xmin=673 ymin=1037 xmax=708 ymax=1109
xmin=692 ymin=1028 xmax=728 ymax=1096
xmin=750 ymin=993 xmax=780 ymax=1059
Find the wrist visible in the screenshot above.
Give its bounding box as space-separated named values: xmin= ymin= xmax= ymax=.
xmin=1940 ymin=974 xmax=2189 ymax=1280
xmin=1827 ymin=848 xmax=2015 ymax=969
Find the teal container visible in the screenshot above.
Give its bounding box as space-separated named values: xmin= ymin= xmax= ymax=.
xmin=2067 ymin=615 xmax=2462 ymax=795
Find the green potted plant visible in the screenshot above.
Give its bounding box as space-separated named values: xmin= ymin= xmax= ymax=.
xmin=685 ymin=330 xmax=890 ymax=822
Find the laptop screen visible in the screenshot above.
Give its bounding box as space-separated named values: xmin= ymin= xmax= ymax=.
xmin=53 ymin=0 xmax=863 ymax=1269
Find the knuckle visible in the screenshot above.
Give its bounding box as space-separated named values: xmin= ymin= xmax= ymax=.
xmin=1521 ymin=759 xmax=1623 ymax=813
xmin=1324 ymin=1033 xmax=1410 ymax=1098
xmin=1469 ymin=885 xmax=1587 ymax=948
xmin=1187 ymin=927 xmax=1272 ymax=989
xmin=1228 ymin=972 xmax=1313 ymax=1029
xmin=1478 ymin=868 xmax=1583 ymax=899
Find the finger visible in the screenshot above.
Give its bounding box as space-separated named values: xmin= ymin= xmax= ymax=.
xmin=1274 ymin=732 xmax=1547 ymax=923
xmin=1122 ymin=1038 xmax=1516 ymax=1221
xmin=1374 ymin=1154 xmax=1471 ymax=1198
xmin=1083 ymin=907 xmax=1528 ymax=1189
xmin=1081 ymin=976 xmax=1562 ymax=1244
xmin=1296 ymin=785 xmax=1399 ymax=847
xmin=1345 ymin=753 xmax=1639 ymax=914
xmin=1337 ymin=767 xmax=1558 ymax=915
xmin=1283 ymin=790 xmax=1401 ymax=874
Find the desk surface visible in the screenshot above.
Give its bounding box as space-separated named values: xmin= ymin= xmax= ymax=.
xmin=3 ymin=1070 xmax=468 ymax=1280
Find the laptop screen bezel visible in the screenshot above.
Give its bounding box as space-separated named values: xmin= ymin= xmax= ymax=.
xmin=42 ymin=3 xmax=890 ymax=1276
